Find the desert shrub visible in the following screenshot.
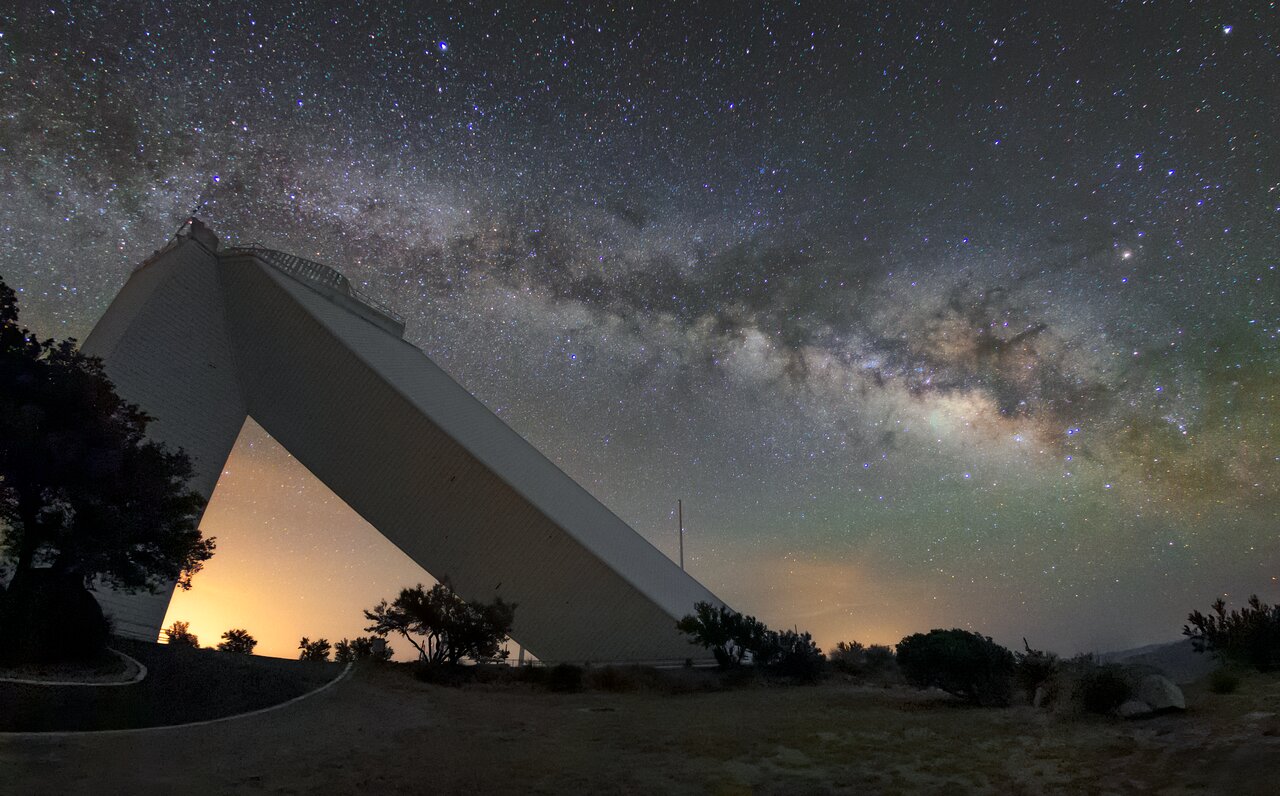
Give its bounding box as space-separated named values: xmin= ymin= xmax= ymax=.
xmin=217 ymin=628 xmax=257 ymax=655
xmin=768 ymin=629 xmax=825 ymax=681
xmin=298 ymin=637 xmax=332 ymax=662
xmin=164 ymin=620 xmax=199 ymax=648
xmin=829 ymin=640 xmax=867 ymax=674
xmin=1184 ymin=595 xmax=1280 ymax=672
xmin=676 ymin=601 xmax=820 ymax=680
xmin=676 ymin=602 xmax=763 ymax=668
xmin=1071 ymin=657 xmax=1132 ymax=714
xmin=547 ymin=663 xmax=584 ymax=692
xmin=1208 ymin=667 xmax=1241 ymax=695
xmin=830 ymin=641 xmax=897 ymax=680
xmin=865 ymin=645 xmax=896 ymax=671
xmin=896 ymin=628 xmax=1016 ymax=706
xmin=1014 ymin=639 xmax=1060 ymax=704
xmin=334 ymin=636 xmax=392 ymax=663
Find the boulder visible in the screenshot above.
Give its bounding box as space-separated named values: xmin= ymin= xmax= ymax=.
xmin=1136 ymin=674 xmax=1186 ymax=712
xmin=1118 ymin=699 xmax=1154 ymax=719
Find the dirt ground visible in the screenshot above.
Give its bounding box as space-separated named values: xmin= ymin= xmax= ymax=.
xmin=2 ymin=666 xmax=1278 ymax=795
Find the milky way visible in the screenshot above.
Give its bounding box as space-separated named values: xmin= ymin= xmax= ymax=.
xmin=2 ymin=1 xmax=1276 ymax=655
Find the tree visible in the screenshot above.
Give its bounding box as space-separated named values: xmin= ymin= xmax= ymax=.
xmin=676 ymin=602 xmax=821 ymax=678
xmin=896 ymin=628 xmax=1015 ymax=706
xmin=0 ymin=276 xmax=213 ymax=661
xmin=676 ymin=602 xmax=760 ymax=668
xmin=364 ymin=579 xmax=515 ymax=667
xmin=763 ymin=628 xmax=825 ymax=681
xmin=1184 ymin=594 xmax=1280 ymax=671
xmin=334 ymin=636 xmax=393 ymax=663
xmin=164 ymin=620 xmax=199 ymax=648
xmin=298 ymin=636 xmax=332 ymax=662
xmin=217 ymin=628 xmax=257 ymax=655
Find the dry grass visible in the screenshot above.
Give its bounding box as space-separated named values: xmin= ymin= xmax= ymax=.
xmin=3 ymin=663 xmax=1279 ymax=794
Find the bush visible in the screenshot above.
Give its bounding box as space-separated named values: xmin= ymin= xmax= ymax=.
xmin=164 ymin=620 xmax=199 ymax=648
xmin=896 ymin=629 xmax=1015 ymax=706
xmin=676 ymin=602 xmax=821 ymax=679
xmin=334 ymin=636 xmax=392 ymax=663
xmin=830 ymin=641 xmax=897 ymax=679
xmin=1184 ymin=595 xmax=1280 ymax=672
xmin=1208 ymin=667 xmax=1240 ymax=695
xmin=1070 ymin=656 xmax=1132 ymax=714
xmin=547 ymin=663 xmax=584 ymax=693
xmin=768 ymin=629 xmax=825 ymax=682
xmin=217 ymin=628 xmax=257 ymax=655
xmin=676 ymin=602 xmax=761 ymax=668
xmin=298 ymin=637 xmax=332 ymax=662
xmin=1014 ymin=639 xmax=1060 ymax=704
xmin=829 ymin=640 xmax=867 ymax=673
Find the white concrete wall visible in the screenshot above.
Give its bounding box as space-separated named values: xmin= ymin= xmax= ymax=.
xmin=81 ymin=236 xmax=249 ymax=640
xmin=84 ymin=233 xmax=722 ymax=662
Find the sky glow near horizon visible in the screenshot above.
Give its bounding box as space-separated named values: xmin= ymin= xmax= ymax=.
xmin=1 ymin=2 xmax=1276 ymax=659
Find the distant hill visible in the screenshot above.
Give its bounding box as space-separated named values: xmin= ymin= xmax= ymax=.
xmin=1101 ymin=638 xmax=1217 ymax=684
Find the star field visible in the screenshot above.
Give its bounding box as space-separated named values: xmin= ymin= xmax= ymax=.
xmin=1 ymin=1 xmax=1276 ymax=656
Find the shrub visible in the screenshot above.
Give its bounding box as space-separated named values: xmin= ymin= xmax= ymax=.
xmin=676 ymin=602 xmax=820 ymax=679
xmin=1184 ymin=595 xmax=1280 ymax=672
xmin=1208 ymin=667 xmax=1240 ymax=695
xmin=217 ymin=628 xmax=257 ymax=655
xmin=829 ymin=640 xmax=867 ymax=674
xmin=1070 ymin=656 xmax=1131 ymax=714
xmin=830 ymin=641 xmax=897 ymax=679
xmin=547 ymin=663 xmax=584 ymax=693
xmin=334 ymin=636 xmax=393 ymax=663
xmin=1014 ymin=639 xmax=1060 ymax=704
xmin=896 ymin=628 xmax=1016 ymax=706
xmin=298 ymin=637 xmax=332 ymax=662
xmin=164 ymin=620 xmax=200 ymax=648
xmin=676 ymin=602 xmax=760 ymax=668
xmin=768 ymin=629 xmax=825 ymax=681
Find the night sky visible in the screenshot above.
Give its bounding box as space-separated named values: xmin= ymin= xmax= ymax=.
xmin=2 ymin=1 xmax=1276 ymax=658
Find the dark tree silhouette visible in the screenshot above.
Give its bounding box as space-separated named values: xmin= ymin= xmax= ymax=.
xmin=164 ymin=620 xmax=200 ymax=648
xmin=364 ymin=579 xmax=514 ymax=666
xmin=676 ymin=601 xmax=764 ymax=668
xmin=896 ymin=628 xmax=1015 ymax=706
xmin=677 ymin=601 xmax=823 ymax=678
xmin=298 ymin=636 xmax=332 ymax=662
xmin=217 ymin=628 xmax=257 ymax=655
xmin=334 ymin=636 xmax=393 ymax=663
xmin=0 ymin=276 xmax=213 ymax=662
xmin=1185 ymin=595 xmax=1280 ymax=671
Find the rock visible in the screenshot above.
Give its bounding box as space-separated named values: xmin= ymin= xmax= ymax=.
xmin=1118 ymin=699 xmax=1154 ymax=719
xmin=1136 ymin=674 xmax=1186 ymax=712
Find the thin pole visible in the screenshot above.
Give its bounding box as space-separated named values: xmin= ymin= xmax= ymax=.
xmin=678 ymin=499 xmax=684 ymax=570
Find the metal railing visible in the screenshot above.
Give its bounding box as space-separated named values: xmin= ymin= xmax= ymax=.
xmin=227 ymin=243 xmax=405 ymax=326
